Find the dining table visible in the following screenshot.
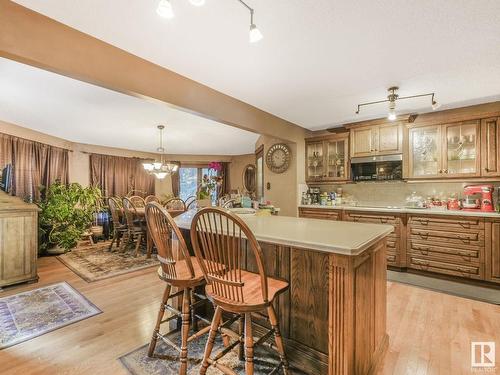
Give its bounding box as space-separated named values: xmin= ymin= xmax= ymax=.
xmin=118 ymin=206 xmax=186 ymax=258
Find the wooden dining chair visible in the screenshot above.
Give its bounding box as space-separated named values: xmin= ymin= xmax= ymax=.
xmin=190 ymin=207 xmax=290 ymax=375
xmin=184 ymin=195 xmax=197 ymax=210
xmin=108 ymin=197 xmax=128 ymax=251
xmin=130 ymin=195 xmax=146 ymax=208
xmin=145 ymin=202 xmax=209 ymax=375
xmin=221 ymin=198 xmax=237 ymax=209
xmin=122 ymin=197 xmax=147 ymax=256
xmin=145 ymin=195 xmax=160 ymax=204
xmin=165 ymin=197 xmax=187 ymax=213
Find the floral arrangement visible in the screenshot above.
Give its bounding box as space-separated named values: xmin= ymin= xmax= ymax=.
xmin=198 ymin=162 xmax=223 ymax=200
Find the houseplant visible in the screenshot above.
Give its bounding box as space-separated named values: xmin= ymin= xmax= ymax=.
xmin=38 ymin=182 xmax=102 ymax=254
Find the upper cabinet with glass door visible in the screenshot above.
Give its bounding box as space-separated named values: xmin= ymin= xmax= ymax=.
xmin=408 ymin=125 xmax=442 ymax=178
xmin=408 ymin=120 xmax=481 ymax=179
xmin=442 ymin=120 xmax=480 ymax=177
xmin=306 ymin=134 xmax=349 ymax=183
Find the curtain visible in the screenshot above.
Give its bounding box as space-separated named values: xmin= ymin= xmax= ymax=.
xmin=219 ymin=162 xmax=230 ymax=196
xmin=0 ymin=132 xmax=69 ymax=201
xmin=89 ymin=153 xmax=154 ymax=197
xmin=171 ymin=161 xmax=181 ymax=197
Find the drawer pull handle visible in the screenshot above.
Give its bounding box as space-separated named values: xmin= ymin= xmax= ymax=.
xmin=459 ymin=222 xmax=471 ymax=228
xmin=418 ymin=232 xmax=430 ymax=239
xmin=417 ymin=219 xmax=429 ymax=225
xmin=380 ymin=218 xmax=388 ymax=223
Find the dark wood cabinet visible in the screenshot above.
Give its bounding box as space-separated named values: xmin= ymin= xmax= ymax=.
xmin=481 ymin=117 xmax=500 ymax=177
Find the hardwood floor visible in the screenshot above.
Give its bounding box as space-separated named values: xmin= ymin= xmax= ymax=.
xmin=1 ymin=257 xmax=499 ymax=375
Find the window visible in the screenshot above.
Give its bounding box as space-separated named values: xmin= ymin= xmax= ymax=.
xmin=179 ymin=166 xmax=216 ymax=202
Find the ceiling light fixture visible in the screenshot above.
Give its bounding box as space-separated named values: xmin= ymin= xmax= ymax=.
xmin=189 ymin=0 xmax=206 ymax=6
xmin=355 ymin=87 xmax=440 ymax=121
xmin=156 ymin=0 xmax=263 ymax=43
xmin=157 ymin=0 xmax=174 ymax=19
xmin=142 ymin=125 xmax=179 ymax=180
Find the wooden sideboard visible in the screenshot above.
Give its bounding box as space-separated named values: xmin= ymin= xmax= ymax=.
xmin=0 ymin=191 xmax=39 ymax=288
xmin=299 ymin=206 xmax=500 ymax=285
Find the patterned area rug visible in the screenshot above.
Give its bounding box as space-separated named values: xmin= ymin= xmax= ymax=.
xmin=0 ymin=282 xmax=101 ymax=349
xmin=119 ymin=331 xmax=304 ymax=375
xmin=57 ymin=242 xmax=158 ymax=282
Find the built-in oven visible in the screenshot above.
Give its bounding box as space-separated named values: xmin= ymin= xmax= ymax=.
xmin=351 ymin=154 xmax=403 ymax=181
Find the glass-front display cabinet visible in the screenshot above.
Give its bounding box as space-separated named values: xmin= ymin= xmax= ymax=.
xmin=442 ymin=120 xmax=480 ymax=177
xmin=408 ymin=125 xmax=442 ymax=178
xmin=306 ymin=134 xmax=349 ymax=182
xmin=408 ymin=120 xmax=481 ymax=179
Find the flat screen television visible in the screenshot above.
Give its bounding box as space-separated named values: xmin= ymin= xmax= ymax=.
xmin=0 ymin=164 xmax=13 ymax=193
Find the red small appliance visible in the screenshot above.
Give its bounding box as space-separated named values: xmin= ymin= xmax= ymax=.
xmin=463 ymin=185 xmax=494 ymax=212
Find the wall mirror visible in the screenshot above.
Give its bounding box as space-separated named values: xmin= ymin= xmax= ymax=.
xmin=243 ymin=164 xmax=256 ymax=194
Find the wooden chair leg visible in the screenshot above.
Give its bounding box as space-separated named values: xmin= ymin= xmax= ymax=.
xmin=244 ymin=313 xmax=254 ymax=375
xmin=267 ymin=305 xmax=290 ymax=374
xmin=190 ymin=289 xmax=198 ymax=332
xmin=148 ymin=284 xmax=171 ymax=357
xmin=108 ymin=230 xmax=116 ymax=251
xmin=119 ymin=231 xmax=129 ymax=252
xmin=146 ymin=229 xmax=153 ymax=258
xmin=116 ymin=230 xmax=122 ymax=249
xmin=180 ymin=288 xmax=191 ymax=375
xmin=200 ymin=306 xmax=223 ymax=375
xmin=238 ymin=314 xmax=245 ymax=361
xmin=134 ymin=232 xmax=142 ymax=257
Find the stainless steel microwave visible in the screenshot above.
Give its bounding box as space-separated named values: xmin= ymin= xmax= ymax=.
xmin=351 ymin=154 xmax=403 ymax=181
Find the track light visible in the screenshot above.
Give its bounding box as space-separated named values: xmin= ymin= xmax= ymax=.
xmin=157 ymin=0 xmax=174 ymax=19
xmin=249 ymin=24 xmax=263 ymax=43
xmin=189 ymin=0 xmax=205 ymax=6
xmin=432 ymin=100 xmax=441 ymax=110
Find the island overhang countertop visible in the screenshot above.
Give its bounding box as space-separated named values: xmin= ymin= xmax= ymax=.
xmin=174 ymin=209 xmax=393 ymax=256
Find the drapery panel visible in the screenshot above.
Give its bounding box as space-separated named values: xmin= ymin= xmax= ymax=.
xmin=0 ymin=133 xmax=69 ymax=201
xmin=171 ymin=161 xmax=181 ymax=197
xmin=219 ymin=162 xmax=230 ymax=196
xmin=89 ymin=153 xmax=154 ymax=197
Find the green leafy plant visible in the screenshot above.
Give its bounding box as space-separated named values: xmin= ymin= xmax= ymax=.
xmin=38 ymin=182 xmax=102 ymax=252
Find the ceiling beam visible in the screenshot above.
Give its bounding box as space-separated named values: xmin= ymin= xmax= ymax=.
xmin=0 ymin=0 xmax=306 ymax=142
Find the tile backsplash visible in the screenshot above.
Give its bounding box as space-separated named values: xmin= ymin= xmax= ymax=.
xmin=312 ymin=181 xmax=500 ymax=208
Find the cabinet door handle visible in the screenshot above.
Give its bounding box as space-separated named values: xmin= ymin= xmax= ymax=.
xmin=444 ymin=169 xmax=448 ymax=174
xmin=438 ymin=169 xmax=443 ymax=174
xmin=485 ymin=167 xmax=490 ymax=172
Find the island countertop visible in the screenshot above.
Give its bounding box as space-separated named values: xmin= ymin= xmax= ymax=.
xmin=174 ymin=209 xmax=393 ymax=256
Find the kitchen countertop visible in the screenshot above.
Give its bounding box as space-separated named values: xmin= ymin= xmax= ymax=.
xmin=299 ymin=204 xmax=500 ymax=218
xmin=175 ymin=209 xmax=393 ymax=256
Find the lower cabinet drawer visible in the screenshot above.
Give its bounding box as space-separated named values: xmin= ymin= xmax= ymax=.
xmin=409 ymin=257 xmax=483 ymax=279
xmin=409 ymin=215 xmax=484 ymax=231
xmin=409 ymin=242 xmax=481 ymax=265
xmin=344 ymin=211 xmax=400 ymax=226
xmin=298 ymin=208 xmax=341 ymax=220
xmin=409 ymin=228 xmax=484 ymax=247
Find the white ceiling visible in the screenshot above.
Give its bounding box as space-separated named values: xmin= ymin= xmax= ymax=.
xmin=13 ymin=0 xmax=500 ymax=130
xmin=0 ymin=57 xmax=259 ymax=154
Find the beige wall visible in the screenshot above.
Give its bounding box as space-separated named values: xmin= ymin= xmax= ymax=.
xmin=0 ymin=120 xmax=240 ymax=197
xmin=255 ymin=135 xmax=299 ymax=217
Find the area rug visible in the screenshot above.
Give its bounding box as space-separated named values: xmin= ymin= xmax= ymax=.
xmin=0 ymin=282 xmax=101 ymax=349
xmin=57 ymin=242 xmax=158 ymax=282
xmin=119 ymin=330 xmax=306 ymax=375
xmin=388 ymin=270 xmax=500 ymax=305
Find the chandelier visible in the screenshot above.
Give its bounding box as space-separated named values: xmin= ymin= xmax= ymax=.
xmin=142 ymin=125 xmax=179 ymax=180
xmin=156 ymin=0 xmax=263 ymax=43
xmin=355 ymin=87 xmax=441 ymax=121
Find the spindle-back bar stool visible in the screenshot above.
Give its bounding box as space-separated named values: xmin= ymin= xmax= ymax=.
xmin=190 ymin=207 xmax=290 ymax=375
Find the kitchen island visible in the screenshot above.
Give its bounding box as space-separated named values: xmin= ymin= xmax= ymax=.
xmin=175 ymin=211 xmax=393 ymax=375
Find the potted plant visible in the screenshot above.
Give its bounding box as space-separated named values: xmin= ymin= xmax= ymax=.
xmin=38 ymin=182 xmax=102 ymax=254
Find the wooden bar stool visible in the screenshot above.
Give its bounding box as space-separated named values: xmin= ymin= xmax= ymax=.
xmin=190 ymin=207 xmax=291 ymax=375
xmin=145 ymin=202 xmax=210 ymax=375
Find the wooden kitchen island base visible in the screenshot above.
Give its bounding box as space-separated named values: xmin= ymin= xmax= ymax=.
xmin=176 ymin=211 xmax=391 ymax=375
